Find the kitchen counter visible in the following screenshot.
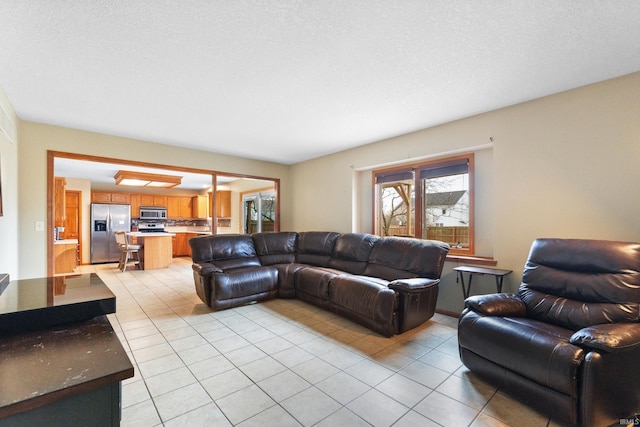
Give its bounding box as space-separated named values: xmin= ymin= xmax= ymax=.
xmin=127 ymin=232 xmax=175 ymax=237
xmin=0 ymin=273 xmax=115 ymax=336
xmin=53 ymin=239 xmax=79 ymax=245
xmin=164 ymin=226 xmax=210 ymax=234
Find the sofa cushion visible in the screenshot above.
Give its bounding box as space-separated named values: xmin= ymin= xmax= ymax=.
xmin=275 ymin=263 xmax=307 ymax=298
xmin=328 ymin=275 xmax=397 ymax=322
xmin=213 ymin=266 xmax=278 ymax=300
xmin=252 ymin=232 xmax=297 ymax=265
xmin=295 ymin=266 xmax=344 ymax=300
xmin=327 ymin=233 xmax=380 ymax=275
xmin=296 ymin=232 xmax=340 ymax=266
xmin=458 ymin=311 xmax=584 ymax=396
xmin=364 ymin=237 xmax=449 ymax=281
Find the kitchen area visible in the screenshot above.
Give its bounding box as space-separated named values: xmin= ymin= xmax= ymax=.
xmin=52 ymin=157 xmax=277 ymax=275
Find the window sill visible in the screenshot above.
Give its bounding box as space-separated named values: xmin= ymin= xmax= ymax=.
xmin=446 ymin=254 xmax=497 ymax=266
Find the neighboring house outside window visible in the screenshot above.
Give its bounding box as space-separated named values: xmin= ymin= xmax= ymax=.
xmin=373 ymin=154 xmax=474 ymax=254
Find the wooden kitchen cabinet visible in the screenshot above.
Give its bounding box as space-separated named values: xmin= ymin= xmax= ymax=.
xmin=172 ymin=232 xmax=199 ymax=257
xmin=216 ymin=191 xmax=232 ymax=218
xmin=139 ymin=194 xmax=154 ymax=206
xmin=91 ymin=191 xmax=111 ymax=203
xmin=179 ymin=233 xmax=189 ymax=256
xmin=185 ymin=233 xmax=198 ymax=257
xmin=171 ymin=234 xmax=179 ymax=257
xmin=179 ymin=197 xmax=193 ymax=218
xmin=140 ymin=194 xmax=167 ymax=207
xmin=91 ymin=191 xmax=130 ymax=204
xmin=111 ymin=193 xmax=130 ymax=203
xmin=54 ymin=177 xmax=66 ymax=227
xmin=54 ymin=242 xmax=78 ymax=274
xmin=167 ymin=196 xmax=194 ymax=218
xmin=167 ymin=196 xmax=180 ymax=218
xmin=192 ymin=195 xmax=209 ymax=219
xmin=130 ymin=194 xmax=140 ymax=218
xmin=64 ymin=191 xmax=80 ymax=240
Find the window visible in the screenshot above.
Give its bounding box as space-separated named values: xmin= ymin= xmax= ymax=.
xmin=374 ymin=154 xmax=474 ymax=254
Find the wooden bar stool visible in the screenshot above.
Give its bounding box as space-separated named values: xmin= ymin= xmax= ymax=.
xmin=114 ymin=231 xmax=142 ymax=272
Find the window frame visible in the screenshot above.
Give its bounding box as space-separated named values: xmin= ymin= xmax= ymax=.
xmin=372 ymin=153 xmax=475 ymax=255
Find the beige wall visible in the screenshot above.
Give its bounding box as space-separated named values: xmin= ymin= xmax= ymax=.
xmin=17 ymin=122 xmax=290 ymax=279
xmin=290 ymin=71 xmax=640 ymax=314
xmin=0 ymin=85 xmax=18 ymax=278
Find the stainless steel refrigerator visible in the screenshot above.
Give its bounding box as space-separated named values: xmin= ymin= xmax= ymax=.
xmin=90 ymin=203 xmax=131 ymax=263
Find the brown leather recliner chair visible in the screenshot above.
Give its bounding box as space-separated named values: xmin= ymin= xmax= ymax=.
xmin=458 ymin=238 xmax=640 ymax=426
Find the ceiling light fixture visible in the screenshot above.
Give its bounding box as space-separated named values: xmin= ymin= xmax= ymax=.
xmin=114 ymin=170 xmax=182 ymax=188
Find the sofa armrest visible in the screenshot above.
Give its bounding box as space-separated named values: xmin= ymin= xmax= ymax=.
xmin=388 ymin=278 xmax=439 ymax=292
xmin=570 ymin=323 xmax=640 ymax=353
xmin=192 ymin=262 xmax=223 ymax=276
xmin=464 ymin=293 xmax=527 ymax=317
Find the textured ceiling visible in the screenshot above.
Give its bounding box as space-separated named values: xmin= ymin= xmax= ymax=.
xmin=1 ymin=1 xmax=639 ymax=165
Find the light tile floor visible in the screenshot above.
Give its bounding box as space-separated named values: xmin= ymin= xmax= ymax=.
xmin=77 ymin=258 xmax=566 ymax=427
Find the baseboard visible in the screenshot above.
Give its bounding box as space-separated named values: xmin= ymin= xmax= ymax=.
xmin=436 ymin=308 xmax=460 ymax=318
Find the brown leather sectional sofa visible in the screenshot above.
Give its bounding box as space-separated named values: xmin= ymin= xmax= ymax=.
xmin=189 ymin=231 xmax=449 ymax=337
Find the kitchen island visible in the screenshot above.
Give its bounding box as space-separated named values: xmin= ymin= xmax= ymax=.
xmin=128 ymin=232 xmax=175 ymax=270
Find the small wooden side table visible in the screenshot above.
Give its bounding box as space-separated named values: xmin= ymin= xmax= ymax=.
xmin=453 ymin=266 xmax=513 ymax=299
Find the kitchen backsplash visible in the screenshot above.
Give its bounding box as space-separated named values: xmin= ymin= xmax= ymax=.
xmin=132 ymin=218 xmax=210 ymax=227
xmin=132 ymin=218 xmax=230 ymax=228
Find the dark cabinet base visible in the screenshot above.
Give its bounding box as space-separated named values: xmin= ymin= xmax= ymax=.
xmin=2 ymin=382 xmax=122 ymax=427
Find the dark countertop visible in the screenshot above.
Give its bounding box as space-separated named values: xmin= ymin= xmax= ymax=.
xmin=0 ymin=274 xmax=116 ymax=336
xmin=0 ymin=315 xmax=134 ymax=419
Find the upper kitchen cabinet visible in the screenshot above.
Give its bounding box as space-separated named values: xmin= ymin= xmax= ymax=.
xmin=216 ymin=191 xmax=232 ymax=218
xmin=167 ymin=196 xmax=179 ymax=218
xmin=192 ymin=195 xmax=209 ymax=219
xmin=91 ymin=191 xmax=111 ymax=203
xmin=179 ymin=197 xmax=193 ymax=218
xmin=140 ymin=194 xmax=167 ymax=207
xmin=91 ymin=191 xmax=130 ymax=204
xmin=167 ymin=196 xmax=193 ymax=218
xmin=130 ymin=194 xmax=140 ymax=218
xmin=111 ymin=193 xmax=130 ymax=203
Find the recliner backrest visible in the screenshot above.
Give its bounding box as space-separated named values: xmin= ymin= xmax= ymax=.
xmin=519 ymin=238 xmax=640 ymax=330
xmin=189 ymin=234 xmax=261 ymax=271
xmin=364 ymin=237 xmax=450 ymax=281
xmin=327 ymin=233 xmax=380 ymax=275
xmin=296 ymin=232 xmax=340 ymax=267
xmin=252 ymin=232 xmax=297 ymax=265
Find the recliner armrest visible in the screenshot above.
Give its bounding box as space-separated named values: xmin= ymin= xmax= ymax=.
xmin=192 ymin=262 xmax=223 ymax=276
xmin=570 ymin=323 xmax=640 ymax=353
xmin=464 ymin=293 xmax=527 ymax=317
xmin=388 ymin=278 xmax=439 ymax=292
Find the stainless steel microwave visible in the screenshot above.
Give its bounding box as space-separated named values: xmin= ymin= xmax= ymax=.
xmin=139 ymin=206 xmax=167 ymax=219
